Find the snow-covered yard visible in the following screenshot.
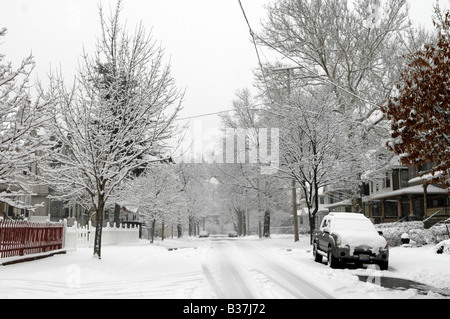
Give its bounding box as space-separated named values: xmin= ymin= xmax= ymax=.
xmin=0 ymin=234 xmax=449 ymax=300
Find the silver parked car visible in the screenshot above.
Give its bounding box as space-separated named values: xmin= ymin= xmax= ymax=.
xmin=313 ymin=213 xmax=389 ymax=270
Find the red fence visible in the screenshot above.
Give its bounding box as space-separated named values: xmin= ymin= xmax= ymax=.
xmin=0 ymin=220 xmax=64 ymax=259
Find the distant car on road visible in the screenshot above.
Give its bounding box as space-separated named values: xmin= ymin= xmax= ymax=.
xmin=199 ymin=231 xmax=209 ymax=238
xmin=228 ymin=231 xmax=238 ymax=238
xmin=312 ymin=213 xmax=389 ymax=270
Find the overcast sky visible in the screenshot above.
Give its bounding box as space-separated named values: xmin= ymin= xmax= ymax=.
xmin=1 ymin=0 xmax=448 ymax=133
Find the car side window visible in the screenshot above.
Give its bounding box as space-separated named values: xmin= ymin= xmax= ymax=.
xmin=321 ymin=219 xmax=328 ymax=229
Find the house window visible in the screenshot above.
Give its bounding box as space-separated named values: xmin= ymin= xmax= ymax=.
xmin=371 ymin=204 xmax=381 ymax=217
xmin=8 ymin=205 xmax=14 ymax=217
xmin=400 ymin=169 xmax=409 ymax=188
xmin=385 ymin=172 xmax=391 ymax=189
xmin=419 ymin=162 xmax=432 ymax=174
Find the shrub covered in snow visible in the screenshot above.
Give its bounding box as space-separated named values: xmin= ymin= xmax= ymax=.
xmin=375 ymin=221 xmax=449 ymax=247
xmin=429 ymin=225 xmax=450 ymax=244
xmin=434 ymin=239 xmax=450 ymax=255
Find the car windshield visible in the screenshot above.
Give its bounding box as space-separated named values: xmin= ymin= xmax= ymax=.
xmin=332 ymin=218 xmax=377 ymax=233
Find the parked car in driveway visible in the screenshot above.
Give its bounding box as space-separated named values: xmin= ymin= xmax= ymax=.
xmin=312 ymin=213 xmax=389 ymax=270
xmin=199 ymin=231 xmax=209 ymax=238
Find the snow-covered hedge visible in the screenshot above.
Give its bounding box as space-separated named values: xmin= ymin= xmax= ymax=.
xmin=375 ymin=221 xmax=449 ymax=248
xmin=434 ymin=239 xmax=450 ymax=255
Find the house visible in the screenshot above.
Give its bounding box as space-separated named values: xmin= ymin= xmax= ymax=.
xmin=364 ymin=159 xmax=449 ymax=226
xmin=0 ymin=166 xmax=50 ymax=220
xmin=297 ymin=188 xmax=330 ymax=231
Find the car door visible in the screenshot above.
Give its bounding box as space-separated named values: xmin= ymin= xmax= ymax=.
xmin=318 ymin=218 xmax=330 ymax=251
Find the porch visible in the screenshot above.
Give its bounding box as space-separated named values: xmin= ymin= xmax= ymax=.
xmin=364 ymin=184 xmax=449 ymax=225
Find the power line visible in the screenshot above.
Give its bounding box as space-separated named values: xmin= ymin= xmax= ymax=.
xmin=173 ymin=1 xmax=268 ymax=123
xmin=177 ymin=1 xmax=382 ymax=123
xmin=237 ymin=0 xmax=384 ymax=112
xmin=237 ymin=0 xmax=274 ymax=102
xmin=175 ymin=109 xmax=235 ymax=122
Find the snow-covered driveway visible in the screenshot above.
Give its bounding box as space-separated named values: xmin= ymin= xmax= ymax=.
xmin=0 ymin=235 xmax=449 ymax=299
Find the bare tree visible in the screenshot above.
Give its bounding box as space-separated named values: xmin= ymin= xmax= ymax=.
xmin=259 ymin=0 xmax=425 ymax=118
xmin=256 ymin=0 xmax=431 ymax=210
xmin=213 ymin=89 xmax=289 ymax=238
xmin=118 ymin=164 xmax=188 ymax=243
xmin=0 ymin=27 xmax=51 ymax=212
xmin=269 ymin=87 xmax=359 ymax=242
xmin=42 ymin=1 xmax=183 ymax=258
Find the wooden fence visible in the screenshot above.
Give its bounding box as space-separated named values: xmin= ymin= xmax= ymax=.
xmin=0 ymin=220 xmax=64 ymax=259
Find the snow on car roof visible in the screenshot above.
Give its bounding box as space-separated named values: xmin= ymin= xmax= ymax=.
xmin=327 ymin=213 xmax=367 ymax=219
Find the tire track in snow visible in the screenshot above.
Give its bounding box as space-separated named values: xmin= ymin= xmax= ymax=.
xmin=219 ymin=254 xmax=254 ymax=299
xmin=200 ymin=241 xmax=254 ymax=299
xmin=240 ymin=240 xmax=334 ymax=299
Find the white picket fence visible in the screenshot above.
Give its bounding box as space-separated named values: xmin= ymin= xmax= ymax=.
xmin=64 ymin=221 xmax=140 ymax=251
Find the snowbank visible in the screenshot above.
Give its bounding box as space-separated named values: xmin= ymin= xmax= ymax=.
xmin=376 ymin=221 xmax=449 ymax=248
xmin=0 ymin=235 xmax=449 ymax=299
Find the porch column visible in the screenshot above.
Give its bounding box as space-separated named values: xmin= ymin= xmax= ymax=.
xmin=381 ymin=199 xmax=386 ymax=219
xmin=423 ymin=184 xmax=428 ymax=218
xmin=408 ymin=195 xmax=414 ymax=216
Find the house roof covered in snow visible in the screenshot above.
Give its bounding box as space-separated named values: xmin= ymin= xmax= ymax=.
xmin=369 ymin=185 xmax=448 ymax=200
xmin=324 ymin=199 xmax=352 ymax=209
xmin=298 ymin=204 xmax=329 ymax=216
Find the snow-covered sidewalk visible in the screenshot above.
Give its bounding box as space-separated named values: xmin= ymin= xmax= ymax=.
xmin=0 ymin=235 xmax=448 ymax=299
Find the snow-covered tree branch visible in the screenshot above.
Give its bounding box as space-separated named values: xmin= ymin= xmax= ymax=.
xmin=40 ymin=1 xmax=183 ymax=258
xmin=0 ymin=27 xmax=52 ymax=212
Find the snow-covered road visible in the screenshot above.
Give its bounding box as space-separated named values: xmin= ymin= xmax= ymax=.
xmin=0 ymin=234 xmax=449 ymax=299
xmin=200 ymin=237 xmax=333 ymax=299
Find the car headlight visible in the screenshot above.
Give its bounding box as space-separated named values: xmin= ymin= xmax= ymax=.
xmin=333 ymin=234 xmax=342 ymax=247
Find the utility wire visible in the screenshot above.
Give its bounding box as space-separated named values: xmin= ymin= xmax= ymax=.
xmin=174 ymin=1 xmax=271 ymax=123
xmin=175 ymin=109 xmax=235 ymax=122
xmin=237 ymin=0 xmax=274 ymax=102
xmin=176 ymin=1 xmax=382 ymax=123
xmin=237 ymin=0 xmax=384 ymax=113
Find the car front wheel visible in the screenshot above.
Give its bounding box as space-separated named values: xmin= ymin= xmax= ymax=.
xmin=327 ymin=247 xmax=340 ymax=269
xmin=378 ymin=260 xmax=389 ymax=271
xmin=313 ymin=242 xmax=323 ymax=263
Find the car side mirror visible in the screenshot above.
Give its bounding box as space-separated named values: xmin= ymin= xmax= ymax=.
xmin=378 ymin=231 xmax=383 ymax=236
xmin=323 ymin=227 xmax=330 ymax=234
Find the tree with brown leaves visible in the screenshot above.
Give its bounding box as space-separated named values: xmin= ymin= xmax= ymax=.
xmin=383 ymin=10 xmax=450 ymax=192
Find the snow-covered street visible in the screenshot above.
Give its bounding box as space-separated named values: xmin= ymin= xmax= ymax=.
xmin=0 ymin=235 xmax=449 ymax=299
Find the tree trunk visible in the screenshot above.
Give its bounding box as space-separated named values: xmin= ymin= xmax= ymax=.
xmin=93 ymin=194 xmax=105 ymax=259
xmin=263 ymin=210 xmax=271 ymax=237
xmin=161 ymin=220 xmax=165 ymax=241
xmin=177 ymin=224 xmax=182 ymax=238
xmin=309 ymin=214 xmax=316 ymax=245
xmin=150 ymin=219 xmax=156 ymax=243
xmin=242 ymin=211 xmax=247 ymax=236
xmin=258 ymin=219 xmax=262 ymax=238
xmin=237 ymin=209 xmax=243 ymax=236
xmin=292 ymin=179 xmax=299 ymax=242
xmin=188 ymin=215 xmax=194 ymax=236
